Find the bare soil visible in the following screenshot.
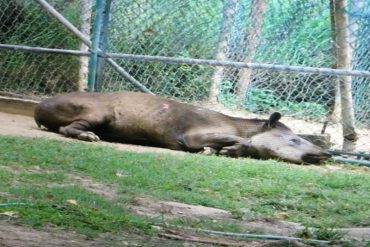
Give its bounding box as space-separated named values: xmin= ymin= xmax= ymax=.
xmin=0 ymin=221 xmax=107 ymax=247
xmin=0 ymin=220 xmax=202 ymax=247
xmin=0 ymin=220 xmax=312 ymax=247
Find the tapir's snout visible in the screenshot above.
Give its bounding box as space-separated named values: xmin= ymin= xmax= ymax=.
xmin=301 ymin=151 xmax=331 ymax=164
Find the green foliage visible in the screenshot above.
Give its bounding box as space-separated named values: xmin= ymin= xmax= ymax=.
xmin=245 ymin=88 xmax=278 ymax=112
xmin=314 ymin=228 xmax=345 ymax=241
xmin=277 ymin=101 xmax=328 ymax=119
xmin=244 ymin=87 xmax=328 ymax=119
xmin=218 ymin=82 xmax=329 ymax=119
xmin=298 ymin=227 xmax=345 ymax=241
xmin=0 ymin=1 xmax=81 ymax=95
xmin=100 ymin=0 xmax=223 ymax=100
xmin=259 ymin=0 xmax=332 ymax=66
xmin=219 ymin=80 xmax=240 ymax=109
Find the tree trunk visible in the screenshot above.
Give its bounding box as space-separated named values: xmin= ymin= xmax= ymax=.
xmin=209 ymin=0 xmax=238 ymax=104
xmin=330 ymin=0 xmax=358 ymax=151
xmin=78 ymin=0 xmax=92 ymax=92
xmin=329 ymin=0 xmax=342 ymax=122
xmin=236 ymin=0 xmax=267 ymax=103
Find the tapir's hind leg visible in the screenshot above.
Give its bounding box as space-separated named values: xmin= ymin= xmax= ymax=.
xmin=59 ymin=120 xmax=100 ymax=142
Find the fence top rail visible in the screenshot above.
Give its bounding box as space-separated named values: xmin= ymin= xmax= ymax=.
xmin=1 ymin=43 xmax=370 ymax=78
xmin=109 ymin=53 xmax=370 ymax=78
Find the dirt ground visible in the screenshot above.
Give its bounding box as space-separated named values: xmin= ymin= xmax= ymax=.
xmin=0 ymin=219 xmax=313 ymax=247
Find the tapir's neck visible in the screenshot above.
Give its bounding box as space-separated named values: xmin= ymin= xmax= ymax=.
xmin=228 ymin=117 xmax=266 ymax=138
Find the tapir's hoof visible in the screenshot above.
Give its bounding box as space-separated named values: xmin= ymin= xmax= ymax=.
xmin=201 ymin=147 xmax=218 ymax=155
xmin=77 ymin=132 xmax=100 ymax=142
xmin=219 ymin=143 xmax=247 ymax=157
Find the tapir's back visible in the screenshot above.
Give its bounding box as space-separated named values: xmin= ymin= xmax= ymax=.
xmin=97 ymin=92 xmax=235 ymax=145
xmin=34 ymin=91 xmax=234 ymax=147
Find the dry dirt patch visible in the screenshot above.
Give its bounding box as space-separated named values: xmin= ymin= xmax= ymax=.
xmin=0 ymin=220 xmax=202 ymax=247
xmin=0 ymin=220 xmax=107 ymax=247
xmin=129 ymin=197 xmax=233 ymax=220
xmin=0 ymin=220 xmax=311 ymax=247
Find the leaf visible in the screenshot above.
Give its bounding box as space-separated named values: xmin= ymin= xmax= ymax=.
xmin=276 ymin=212 xmax=289 ymax=220
xmin=66 ymin=199 xmax=79 ymax=206
xmin=45 ymin=192 xmax=54 ymax=200
xmin=0 ymin=211 xmax=18 ymax=218
xmin=115 ymin=170 xmax=127 ymax=177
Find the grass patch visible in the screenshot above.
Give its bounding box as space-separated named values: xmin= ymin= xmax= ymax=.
xmin=298 ymin=227 xmax=345 ymax=241
xmin=8 ymin=186 xmax=150 ymax=237
xmin=1 ymin=136 xmax=370 ymax=236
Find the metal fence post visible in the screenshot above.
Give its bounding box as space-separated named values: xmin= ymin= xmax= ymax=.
xmin=95 ymin=0 xmax=113 ymax=91
xmin=88 ymin=0 xmax=105 ymax=91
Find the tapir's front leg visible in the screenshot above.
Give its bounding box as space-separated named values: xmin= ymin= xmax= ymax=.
xmin=182 ymin=132 xmax=250 ymax=157
xmin=59 ymin=120 xmax=100 ymax=142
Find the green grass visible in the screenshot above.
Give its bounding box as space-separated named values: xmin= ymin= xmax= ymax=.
xmin=1 ymin=136 xmax=370 ymax=237
xmin=6 ymin=187 xmax=150 ymax=237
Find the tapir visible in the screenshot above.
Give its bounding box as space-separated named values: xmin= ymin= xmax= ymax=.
xmin=34 ymin=91 xmax=330 ymax=164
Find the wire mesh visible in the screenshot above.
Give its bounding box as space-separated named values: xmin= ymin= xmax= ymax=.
xmin=0 ymin=0 xmax=369 ymax=152
xmin=0 ymin=0 xmax=92 ymax=96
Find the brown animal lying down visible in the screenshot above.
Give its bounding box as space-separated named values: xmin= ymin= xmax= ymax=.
xmin=34 ymin=91 xmax=330 ymax=164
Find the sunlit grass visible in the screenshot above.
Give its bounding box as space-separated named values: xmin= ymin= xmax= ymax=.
xmin=0 ymin=136 xmax=369 ymax=237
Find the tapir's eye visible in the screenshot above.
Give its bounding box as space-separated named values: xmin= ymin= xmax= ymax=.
xmin=291 ymin=138 xmax=301 ymax=145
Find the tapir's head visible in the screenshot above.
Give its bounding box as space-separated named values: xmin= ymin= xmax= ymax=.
xmin=247 ymin=112 xmax=331 ymax=164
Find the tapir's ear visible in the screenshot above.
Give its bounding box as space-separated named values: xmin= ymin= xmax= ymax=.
xmin=264 ymin=112 xmax=281 ymax=129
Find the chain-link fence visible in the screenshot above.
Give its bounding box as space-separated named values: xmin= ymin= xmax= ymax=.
xmin=0 ymin=0 xmax=86 ymax=95
xmin=0 ymin=0 xmax=369 ymax=153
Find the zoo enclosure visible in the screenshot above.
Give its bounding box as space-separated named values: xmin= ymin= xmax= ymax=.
xmin=0 ymin=0 xmax=369 ymax=154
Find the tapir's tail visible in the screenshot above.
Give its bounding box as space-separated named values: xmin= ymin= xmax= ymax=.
xmin=34 ymin=103 xmax=42 ymax=128
xmin=35 ymin=119 xmax=41 ymax=128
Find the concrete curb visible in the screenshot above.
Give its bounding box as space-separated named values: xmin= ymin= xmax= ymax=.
xmin=0 ymin=96 xmax=40 ymax=117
